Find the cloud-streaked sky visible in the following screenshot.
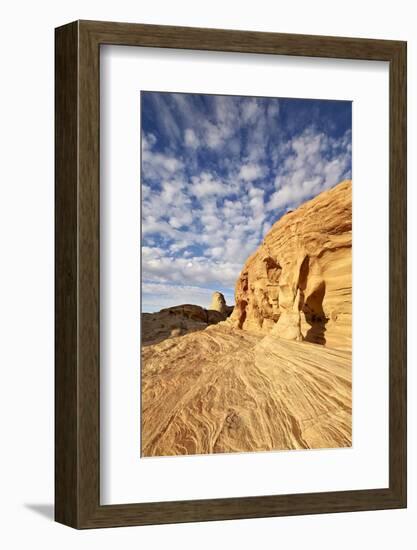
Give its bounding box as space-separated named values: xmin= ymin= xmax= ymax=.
xmin=141 ymin=92 xmax=352 ymax=313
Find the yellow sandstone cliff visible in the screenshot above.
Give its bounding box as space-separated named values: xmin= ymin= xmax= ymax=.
xmin=231 ymin=180 xmax=351 ymax=350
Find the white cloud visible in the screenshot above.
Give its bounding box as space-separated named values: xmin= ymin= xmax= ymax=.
xmin=142 ymin=218 xmax=192 ymax=245
xmin=199 ymin=97 xmax=239 ymax=150
xmin=241 ymin=98 xmax=261 ymax=124
xmin=267 ymin=128 xmax=351 ymax=212
xmin=262 ymin=220 xmax=273 ymax=236
xmin=168 ymin=240 xmax=193 ymax=254
xmin=323 ymin=157 xmax=349 ymax=187
xmin=190 ymin=172 xmax=233 ymax=199
xmin=168 ymin=212 xmax=193 ymax=229
xmin=249 ymin=194 xmax=265 ymax=220
xmin=203 ymin=121 xmax=225 ymax=149
xmin=267 ymin=184 xmax=307 ymax=211
xmin=184 ymin=128 xmax=199 ymax=149
xmin=142 ymin=218 xmax=171 ymax=237
xmin=142 ymin=245 xmax=165 ymax=259
xmin=238 ymin=163 xmax=266 ymax=182
xmin=267 ymin=102 xmax=280 ymax=120
xmin=142 ymin=247 xmax=242 ymax=288
xmin=160 ymin=179 xmax=185 ymax=204
xmin=142 ymin=132 xmax=184 ymax=181
xmin=146 ymin=94 xmax=182 ymax=144
xmin=142 ymin=151 xmax=183 ymax=178
xmin=142 ymin=133 xmax=156 ymax=151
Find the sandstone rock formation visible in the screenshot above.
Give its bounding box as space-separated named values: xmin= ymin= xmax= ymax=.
xmin=231 ymin=180 xmax=352 ymax=350
xmin=142 ymin=293 xmax=234 ymax=345
xmin=210 ymin=291 xmax=234 ymax=317
xmin=142 ymin=323 xmax=351 ymax=456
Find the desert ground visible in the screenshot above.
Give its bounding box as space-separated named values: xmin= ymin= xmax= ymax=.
xmin=141 ymin=180 xmax=352 ymax=457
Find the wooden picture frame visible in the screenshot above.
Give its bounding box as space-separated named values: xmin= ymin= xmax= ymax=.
xmin=55 ymin=20 xmax=407 ymax=529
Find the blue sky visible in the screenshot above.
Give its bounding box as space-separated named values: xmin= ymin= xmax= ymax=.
xmin=141 ymin=92 xmax=352 ymax=313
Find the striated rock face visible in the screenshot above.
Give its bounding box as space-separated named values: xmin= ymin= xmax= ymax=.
xmin=142 ymin=324 xmax=351 ymax=456
xmin=231 ymin=180 xmax=352 ymax=350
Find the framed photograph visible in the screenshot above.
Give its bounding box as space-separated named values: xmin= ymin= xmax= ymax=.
xmin=55 ymin=20 xmax=407 ymax=528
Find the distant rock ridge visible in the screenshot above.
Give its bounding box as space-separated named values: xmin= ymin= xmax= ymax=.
xmin=230 ymin=180 xmax=352 ymax=350
xmin=142 ymin=293 xmax=234 ymax=345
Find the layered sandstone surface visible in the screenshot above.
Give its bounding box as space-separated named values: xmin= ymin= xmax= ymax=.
xmin=141 ymin=180 xmax=352 ymax=456
xmin=230 ymin=180 xmax=352 ymax=350
xmin=142 ymin=324 xmax=351 ymax=456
